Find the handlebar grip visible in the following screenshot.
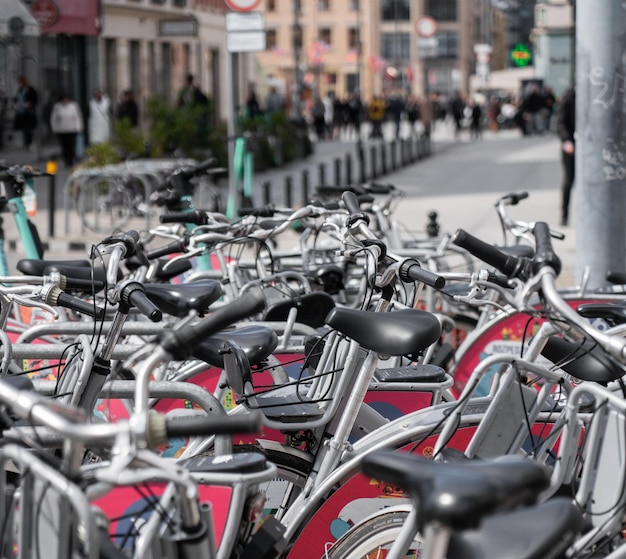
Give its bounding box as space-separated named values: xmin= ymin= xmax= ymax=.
xmin=342 ymin=191 xmax=362 ymax=215
xmin=367 ymin=182 xmax=395 ymax=195
xmin=160 ymin=210 xmax=208 ymax=225
xmin=159 ymin=288 xmax=266 ymax=360
xmin=501 ymin=192 xmax=529 ymax=205
xmin=45 ymin=266 xmax=114 ymax=288
xmin=100 ymin=230 xmax=141 ymax=258
xmin=452 ymin=229 xmax=525 ymax=279
xmin=181 ymin=157 xmax=218 ymax=179
xmin=61 ymin=275 xmax=106 ymax=292
xmin=145 ymin=238 xmax=188 ymax=260
xmin=165 ymin=412 xmax=261 ymax=438
xmin=399 ymin=259 xmax=446 ymax=289
xmin=486 ymin=271 xmax=512 ymax=288
xmin=532 ymin=222 xmax=562 ymax=276
xmin=311 ymin=199 xmax=340 ymax=210
xmin=238 ymin=205 xmax=276 ymax=218
xmin=127 ymin=288 xmax=163 ymax=322
xmin=55 ymin=291 xmax=105 ymax=320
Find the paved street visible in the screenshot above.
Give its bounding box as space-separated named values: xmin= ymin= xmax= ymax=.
xmin=0 ymin=120 xmax=575 ymax=285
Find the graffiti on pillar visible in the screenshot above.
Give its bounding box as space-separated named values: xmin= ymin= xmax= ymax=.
xmin=602 ymin=137 xmax=626 ymax=181
xmin=588 ymin=66 xmax=625 ymax=110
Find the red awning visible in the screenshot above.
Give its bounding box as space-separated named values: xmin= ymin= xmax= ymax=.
xmin=30 ymin=0 xmax=99 ymax=36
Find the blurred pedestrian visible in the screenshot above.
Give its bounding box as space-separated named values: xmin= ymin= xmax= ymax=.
xmin=178 ymin=74 xmax=208 ymax=107
xmin=311 ymin=95 xmax=326 ymax=140
xmin=87 ymin=88 xmax=112 ymax=145
xmin=265 ymin=86 xmax=286 ymax=114
xmin=469 ymin=100 xmax=482 ymax=140
xmin=387 ymin=91 xmax=405 ymax=139
xmin=50 ymin=93 xmax=83 ymax=167
xmin=116 ymin=90 xmax=139 ymax=128
xmin=406 ymin=95 xmax=420 ymax=136
xmin=346 ymin=91 xmax=363 ymax=141
xmin=245 ymin=87 xmax=261 ymax=119
xmin=13 ymin=75 xmax=38 ymax=151
xmin=557 ymin=85 xmax=575 ymax=226
xmin=322 ymin=92 xmax=334 ymax=139
xmin=367 ymin=95 xmax=385 ymax=139
xmin=449 ymin=91 xmax=465 ymax=139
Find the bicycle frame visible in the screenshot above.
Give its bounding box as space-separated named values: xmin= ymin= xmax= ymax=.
xmin=0 ymin=177 xmax=43 ymax=276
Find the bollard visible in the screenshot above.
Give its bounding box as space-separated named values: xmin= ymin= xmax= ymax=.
xmin=284 ymin=176 xmax=293 ymax=208
xmin=302 ymin=168 xmax=310 ymax=205
xmin=318 ymin=163 xmax=326 ymax=186
xmin=370 ymin=145 xmax=377 ymax=179
xmin=334 ymin=157 xmax=341 ymax=186
xmin=262 ymin=181 xmax=272 ymax=206
xmin=380 ymin=143 xmax=387 ymax=176
xmin=390 ymin=141 xmax=397 ymax=171
xmin=357 ymin=140 xmax=365 ymax=184
xmin=345 ymin=153 xmax=353 ymax=186
xmin=46 ymin=160 xmax=58 ymax=238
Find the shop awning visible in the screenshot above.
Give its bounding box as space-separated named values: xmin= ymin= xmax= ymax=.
xmin=0 ymin=0 xmax=40 ymax=38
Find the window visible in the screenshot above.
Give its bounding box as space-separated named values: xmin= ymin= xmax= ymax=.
xmin=318 ymin=0 xmax=330 ymax=10
xmin=348 ymin=27 xmax=359 ymax=50
xmin=381 ymin=32 xmax=410 ymax=61
xmin=349 ymin=0 xmax=359 ymax=10
xmin=424 ymin=0 xmax=456 ymax=21
xmin=381 ymin=0 xmax=410 ymax=21
xmin=266 ymin=29 xmax=277 ymax=50
xmin=267 ymin=0 xmax=276 ymax=11
xmin=436 ymin=31 xmax=458 ymax=57
xmin=173 ymin=0 xmax=187 ymax=6
xmin=319 ymin=27 xmax=332 ymax=46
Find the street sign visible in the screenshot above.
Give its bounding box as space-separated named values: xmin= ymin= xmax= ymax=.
xmin=226 ymin=12 xmax=264 ymax=32
xmin=159 ymin=19 xmax=198 ymax=37
xmin=224 ymin=0 xmax=262 ymax=12
xmin=415 ymin=16 xmax=437 ymax=38
xmin=8 ymin=16 xmax=25 ymax=37
xmin=227 ymin=31 xmax=266 ymax=53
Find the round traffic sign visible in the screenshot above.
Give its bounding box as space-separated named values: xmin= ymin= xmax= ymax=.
xmin=415 ymin=16 xmax=437 ymax=38
xmin=8 ymin=16 xmax=25 ymax=37
xmin=224 ymin=0 xmax=262 ymax=11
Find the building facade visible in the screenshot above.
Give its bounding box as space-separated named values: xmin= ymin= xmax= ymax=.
xmin=2 ymin=0 xmax=245 ymax=146
xmin=254 ymin=0 xmax=508 ymax=103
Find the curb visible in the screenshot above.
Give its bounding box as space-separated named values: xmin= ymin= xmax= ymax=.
xmin=9 ymin=239 xmax=90 ymax=254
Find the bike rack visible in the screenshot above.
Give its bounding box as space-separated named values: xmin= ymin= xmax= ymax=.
xmin=63 ymin=158 xmax=197 ymax=235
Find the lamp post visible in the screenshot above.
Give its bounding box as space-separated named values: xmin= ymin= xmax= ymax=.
xmin=355 ymin=0 xmax=362 ymax=92
xmin=291 ymin=0 xmax=302 ymax=120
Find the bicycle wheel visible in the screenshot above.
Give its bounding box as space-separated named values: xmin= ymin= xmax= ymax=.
xmin=323 ymin=509 xmax=424 ymax=558
xmin=76 ymin=178 xmax=134 ymax=233
xmin=235 ymin=442 xmax=311 ymax=519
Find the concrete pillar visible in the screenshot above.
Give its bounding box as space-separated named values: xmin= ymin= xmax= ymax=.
xmin=575 ymin=0 xmax=626 ymax=288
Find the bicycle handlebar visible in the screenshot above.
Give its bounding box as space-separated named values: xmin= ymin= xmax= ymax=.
xmin=120 ymin=280 xmax=163 ymax=322
xmin=158 ymin=288 xmax=266 ymax=360
xmin=452 ymin=228 xmax=529 ymax=280
xmin=165 ymin=412 xmax=261 ymax=438
xmin=342 ymin=191 xmax=370 ymax=224
xmin=41 ymin=285 xmax=105 ymax=319
xmin=398 ymin=258 xmax=446 ymax=289
xmin=532 ymin=222 xmax=562 ymax=276
xmin=145 ymin=237 xmax=189 ymax=260
xmin=160 ymin=210 xmax=209 ymax=226
xmin=497 ymin=191 xmax=529 ymax=206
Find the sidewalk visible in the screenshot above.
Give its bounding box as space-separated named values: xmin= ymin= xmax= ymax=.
xmin=1 ymin=122 xmax=576 ymax=287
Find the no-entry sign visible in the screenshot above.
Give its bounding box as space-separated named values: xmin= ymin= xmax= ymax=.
xmin=224 ymin=0 xmax=262 ymax=12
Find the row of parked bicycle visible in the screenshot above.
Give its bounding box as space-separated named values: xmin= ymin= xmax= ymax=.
xmin=2 ymin=158 xmax=626 ymax=558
